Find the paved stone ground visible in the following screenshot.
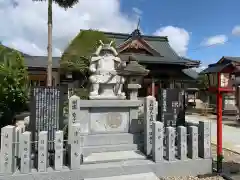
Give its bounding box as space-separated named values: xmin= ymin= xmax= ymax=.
xmin=186 ymin=114 xmax=240 ymax=154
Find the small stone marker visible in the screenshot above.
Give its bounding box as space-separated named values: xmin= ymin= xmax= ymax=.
xmin=166 ymin=127 xmax=175 ymax=161
xmin=0 ymin=126 xmax=15 ymax=173
xmin=54 ymin=131 xmax=64 ymax=170
xmin=38 ymin=131 xmax=48 ymax=172
xmin=144 ymin=96 xmax=156 ymax=156
xmin=20 ymin=131 xmax=31 ymax=173
xmin=188 ymin=126 xmax=198 ymax=159
xmin=69 ymin=124 xmax=82 ymax=170
xmin=14 ymin=127 xmax=20 ymax=171
xmin=68 ymin=95 xmax=81 ymax=141
xmin=152 ymin=121 xmax=164 ymax=162
xmin=177 ymin=126 xmax=187 ymax=160
xmin=199 ymin=121 xmax=211 ymax=159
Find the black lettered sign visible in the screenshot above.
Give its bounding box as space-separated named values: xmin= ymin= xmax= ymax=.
xmin=158 ymin=88 xmax=185 ymax=127
xmin=29 ymin=87 xmax=64 ymax=151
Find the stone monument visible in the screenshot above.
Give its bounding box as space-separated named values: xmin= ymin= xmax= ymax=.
xmin=116 ymin=55 xmax=149 ymax=100
xmin=89 ymin=40 xmax=126 ymax=99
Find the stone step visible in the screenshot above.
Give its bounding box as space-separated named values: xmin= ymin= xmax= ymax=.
xmin=84 ymin=133 xmax=143 ymax=146
xmin=83 ymin=150 xmax=147 ymax=164
xmin=83 ymin=144 xmax=143 ymax=156
xmin=84 ymin=172 xmax=160 ymax=180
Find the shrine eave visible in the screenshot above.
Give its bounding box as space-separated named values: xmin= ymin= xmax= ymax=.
xmin=201 ymin=63 xmax=233 ymax=74
xmin=120 ymin=54 xmax=199 ymax=67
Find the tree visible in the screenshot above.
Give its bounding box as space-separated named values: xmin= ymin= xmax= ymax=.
xmin=197 ymin=73 xmax=209 ymax=90
xmin=0 ymin=48 xmax=28 ymax=127
xmin=61 ymin=29 xmax=115 ymax=74
xmin=34 ymin=0 xmax=79 ymax=86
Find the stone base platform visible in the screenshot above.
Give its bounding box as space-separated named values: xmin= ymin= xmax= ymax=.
xmin=1 ymin=156 xmax=212 ymax=180
xmin=85 ymin=172 xmax=159 ymax=180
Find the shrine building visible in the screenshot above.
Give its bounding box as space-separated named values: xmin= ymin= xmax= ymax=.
xmin=10 ymin=29 xmax=201 ymax=98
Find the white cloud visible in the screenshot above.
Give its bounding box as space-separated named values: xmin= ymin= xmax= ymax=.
xmin=153 ymin=26 xmax=190 ymax=56
xmin=201 ymin=35 xmax=228 ymax=46
xmin=192 ymin=65 xmax=207 ymax=73
xmin=0 ymin=0 xmax=138 ymax=56
xmin=232 ymin=25 xmax=240 ymax=36
xmin=132 ymin=7 xmax=142 ymax=16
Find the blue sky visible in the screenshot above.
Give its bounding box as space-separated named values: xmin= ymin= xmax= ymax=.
xmin=1 ymin=0 xmax=240 ymax=69
xmin=121 ymin=0 xmax=240 ymax=67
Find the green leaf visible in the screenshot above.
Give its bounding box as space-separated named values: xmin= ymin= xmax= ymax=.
xmin=60 ymin=29 xmax=116 ymax=73
xmin=0 ymin=45 xmax=29 ymax=126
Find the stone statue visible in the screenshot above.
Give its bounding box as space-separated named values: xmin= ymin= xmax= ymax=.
xmin=89 ymin=40 xmax=126 ymax=99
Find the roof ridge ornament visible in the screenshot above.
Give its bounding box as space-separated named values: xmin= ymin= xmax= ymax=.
xmin=130 ymin=18 xmax=141 ymax=38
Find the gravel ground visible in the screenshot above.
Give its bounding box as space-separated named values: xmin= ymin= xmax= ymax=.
xmin=160 ymin=176 xmax=224 ymax=180
xmin=212 ymin=144 xmax=240 ymax=175
xmin=159 ymin=144 xmax=240 ymax=180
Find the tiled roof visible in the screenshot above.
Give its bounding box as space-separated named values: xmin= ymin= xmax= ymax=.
xmin=182 ymin=69 xmax=199 ymax=80
xmin=100 ymin=30 xmax=200 ymax=67
xmin=201 ymin=63 xmax=232 ymax=74
xmin=223 ymin=56 xmax=240 ymax=62
xmin=24 ymin=55 xmax=60 ymax=69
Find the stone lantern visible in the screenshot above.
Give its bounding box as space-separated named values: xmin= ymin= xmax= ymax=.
xmin=116 ymin=55 xmax=149 ymax=100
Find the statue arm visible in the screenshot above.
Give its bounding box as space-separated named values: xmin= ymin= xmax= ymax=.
xmin=114 ymin=57 xmax=126 ymax=68
xmin=89 ymin=61 xmax=97 ymax=73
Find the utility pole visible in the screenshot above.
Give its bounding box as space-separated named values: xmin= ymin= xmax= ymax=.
xmin=47 ymin=0 xmax=53 ymax=86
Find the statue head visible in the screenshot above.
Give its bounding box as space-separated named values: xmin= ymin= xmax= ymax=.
xmin=94 ymin=40 xmax=118 ymax=57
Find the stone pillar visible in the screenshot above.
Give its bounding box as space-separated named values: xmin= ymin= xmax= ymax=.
xmin=177 ymin=126 xmax=187 ymax=160
xmin=38 ymin=131 xmax=48 ymax=172
xmin=144 ymin=96 xmax=157 ymax=156
xmin=20 ymin=131 xmax=31 ymax=173
xmin=54 ymin=131 xmax=64 ymax=170
xmin=188 ymin=126 xmax=198 ymax=159
xmin=166 ymin=127 xmax=175 ymax=161
xmin=199 ymin=121 xmax=211 ymax=159
xmin=69 ymin=124 xmax=82 ymax=170
xmin=152 ymin=121 xmax=164 ymax=162
xmin=0 ymin=126 xmax=15 ymax=173
xmin=68 ymin=95 xmax=81 ymax=141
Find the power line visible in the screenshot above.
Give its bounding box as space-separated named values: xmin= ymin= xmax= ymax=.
xmin=188 ymin=33 xmax=239 ymax=52
xmin=188 ymin=39 xmax=231 ymax=52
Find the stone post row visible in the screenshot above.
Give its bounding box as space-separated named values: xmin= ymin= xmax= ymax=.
xmin=151 ymin=121 xmax=211 ymax=162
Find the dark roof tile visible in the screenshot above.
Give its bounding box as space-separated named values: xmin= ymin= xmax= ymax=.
xmin=223 ymin=56 xmax=240 ymax=62
xmin=24 ymin=55 xmax=60 ymax=68
xmin=101 ymin=30 xmax=200 ymax=67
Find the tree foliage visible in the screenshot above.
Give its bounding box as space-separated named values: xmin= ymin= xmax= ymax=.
xmin=60 ymin=29 xmax=116 ymax=74
xmin=35 ymin=0 xmax=79 ymax=9
xmin=197 ymin=73 xmax=209 ymax=90
xmin=0 ymin=45 xmax=28 ymax=127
